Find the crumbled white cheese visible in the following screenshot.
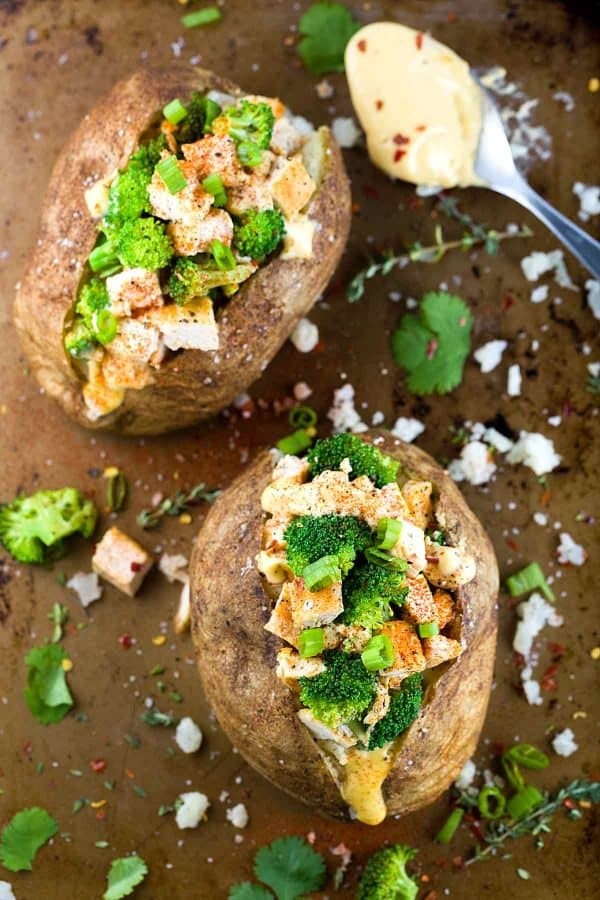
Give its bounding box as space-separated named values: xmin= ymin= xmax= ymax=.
xmin=0 ymin=883 xmax=16 ymax=900
xmin=521 ymin=668 xmax=542 ymax=706
xmin=415 ymin=184 xmax=442 ymax=197
xmin=390 ymin=417 xmax=425 ymax=443
xmin=473 ymin=340 xmax=507 ymax=373
xmin=290 ymin=318 xmax=319 ymax=353
xmin=226 ymin=803 xmax=249 ymax=829
xmin=159 ymin=553 xmax=188 ymax=583
xmin=520 ymin=250 xmax=577 ymax=291
xmin=448 ymin=441 xmax=496 ymax=486
xmin=507 ymin=364 xmax=522 ymax=397
xmin=573 ymin=182 xmax=600 ymax=222
xmin=585 ymin=279 xmax=600 ymax=319
xmin=547 ymin=415 xmax=561 ymax=427
xmin=484 ymin=427 xmax=514 ymax=453
xmin=293 ymin=381 xmax=312 ymax=401
xmin=530 ymin=284 xmax=549 ymax=303
xmin=175 ymin=792 xmax=210 ymax=829
xmin=588 ymin=362 xmax=600 ymax=378
xmin=513 ymin=592 xmax=564 ymax=659
xmin=556 ymin=532 xmax=586 ymax=566
xmin=552 ymin=727 xmax=578 ymax=757
xmin=175 ymin=717 xmax=203 ymax=754
xmin=66 ymin=571 xmax=103 ymax=608
xmin=331 ymin=116 xmax=361 ymax=148
xmin=454 ymin=758 xmax=477 ymax=790
xmin=316 ymin=78 xmax=334 ymax=99
xmin=371 ymin=410 xmax=385 ymax=427
xmin=553 ymin=91 xmax=574 ymax=111
xmin=482 ymin=66 xmax=552 ymax=168
xmin=506 ymin=431 xmax=561 ymax=475
xmin=327 ymin=384 xmax=368 ymax=434
xmin=533 ymin=512 xmax=548 ymax=526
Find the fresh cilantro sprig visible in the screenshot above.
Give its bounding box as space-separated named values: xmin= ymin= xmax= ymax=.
xmin=0 ymin=807 xmax=58 ymax=872
xmin=24 ymin=644 xmax=74 ymax=724
xmin=298 ymin=2 xmax=360 ymax=75
xmin=103 ymin=854 xmax=148 ymax=900
xmin=229 ymin=836 xmax=326 ymax=900
xmin=392 ymin=292 xmax=473 ymax=395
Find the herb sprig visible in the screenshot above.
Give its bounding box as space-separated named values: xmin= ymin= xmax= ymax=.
xmin=297 ymin=2 xmax=360 ymax=75
xmin=137 ymin=482 xmax=220 ymax=529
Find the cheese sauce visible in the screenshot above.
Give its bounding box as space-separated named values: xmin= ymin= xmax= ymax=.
xmin=340 ymin=747 xmax=393 ymax=826
xmin=345 ymin=22 xmax=483 ymax=188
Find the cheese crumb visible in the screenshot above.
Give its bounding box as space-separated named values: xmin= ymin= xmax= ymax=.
xmin=572 ymin=182 xmax=600 ymax=222
xmin=290 ymin=318 xmax=319 ymax=353
xmin=390 ymin=417 xmax=425 ymax=443
xmin=473 ymin=339 xmax=507 ymax=373
xmin=159 ymin=553 xmax=188 ymax=583
xmin=556 ymin=532 xmax=586 ymax=566
xmin=327 ymin=384 xmax=368 ymax=434
xmin=331 ymin=116 xmax=361 ymax=148
xmin=507 ymin=363 xmax=522 ymax=397
xmin=552 ymin=727 xmax=578 ymax=757
xmin=66 ymin=571 xmax=103 ymax=608
xmin=175 ymin=792 xmax=210 ymax=829
xmin=226 ymin=803 xmax=249 ymax=829
xmin=530 ymin=284 xmax=549 ymax=303
xmin=585 ymin=279 xmax=600 ymax=319
xmin=454 ymin=759 xmax=476 ymax=790
xmin=506 ymin=431 xmax=561 ymax=475
xmin=514 ymin=592 xmax=564 ymax=659
xmin=0 ymin=883 xmax=16 ymax=900
xmin=520 ymin=249 xmax=577 ymax=291
xmin=533 ymin=512 xmax=548 ymax=526
xmin=448 ymin=441 xmax=496 ymax=486
xmin=484 ymin=427 xmax=514 ymax=453
xmin=175 ymin=717 xmax=203 ymax=754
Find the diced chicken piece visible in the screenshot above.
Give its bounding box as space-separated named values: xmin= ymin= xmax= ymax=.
xmin=381 ymin=620 xmax=426 ymax=678
xmin=226 ymin=175 xmax=274 ymax=215
xmin=264 ymin=582 xmax=298 ymax=647
xmin=297 ymin=708 xmax=357 ymax=748
xmin=375 ymin=482 xmax=410 ymax=521
xmin=288 ymin=577 xmax=343 ymax=630
xmin=102 ymin=355 xmax=154 ymax=391
xmin=101 ymin=318 xmax=164 ymax=390
xmin=148 ymin=159 xmax=213 ymax=222
xmin=403 ymin=575 xmax=438 ymax=624
xmin=271 ymin=156 xmax=316 ymax=219
xmin=401 ymin=480 xmax=433 ymax=530
xmin=245 ymin=94 xmax=286 ymax=119
xmin=168 ymin=208 xmax=234 ymax=255
xmin=389 ymin=519 xmax=426 ymax=574
xmin=270 ymin=116 xmax=306 ymax=156
xmin=422 ymin=634 xmax=462 ymax=668
xmin=106 ymin=268 xmax=164 ymax=318
xmin=263 ymin=515 xmax=291 ymax=550
xmin=433 ymin=590 xmax=455 ymax=630
xmin=276 ymin=647 xmax=325 ymax=687
xmin=83 ymin=350 xmax=125 ymax=420
xmin=423 ymin=540 xmax=476 ymax=590
xmin=84 ymin=169 xmax=118 ymax=219
xmin=144 ymin=297 xmax=219 ymax=352
xmin=252 ymin=150 xmax=277 ymax=179
xmin=272 ymin=455 xmax=311 ymax=485
xmin=92 ymin=526 xmax=153 ymax=596
xmin=280 ymin=214 xmax=316 ymax=260
xmin=182 ymin=135 xmax=246 ymax=187
xmin=363 ymin=682 xmax=391 ymax=726
xmin=322 ymin=623 xmax=372 ymax=653
xmin=256 ymin=549 xmax=291 ymax=584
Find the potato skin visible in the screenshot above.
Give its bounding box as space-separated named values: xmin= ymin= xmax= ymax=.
xmin=13 ymin=67 xmax=351 ymax=435
xmin=190 ymin=431 xmax=499 ymax=820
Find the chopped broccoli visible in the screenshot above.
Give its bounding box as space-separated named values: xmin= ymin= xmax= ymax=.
xmin=367 ymin=673 xmax=424 ymax=751
xmin=167 ymin=257 xmax=256 ymax=304
xmin=357 ymin=844 xmax=419 ymax=900
xmin=75 ymin=278 xmax=110 ymax=324
xmin=64 ymin=319 xmax=96 ymax=358
xmin=0 ymin=488 xmax=98 ymax=564
xmin=284 ymin=514 xmax=372 ymax=577
xmin=307 ymin=434 xmax=400 ymax=488
xmin=222 ymin=99 xmax=275 ymax=149
xmin=96 ymin=218 xmax=174 ymax=272
xmin=103 ymin=166 xmax=152 ymax=236
xmin=176 ymin=93 xmax=221 ymax=144
xmin=341 ymin=562 xmax=408 ymax=630
xmin=233 ymin=208 xmax=286 ymax=260
xmin=299 ymin=650 xmax=377 ymax=728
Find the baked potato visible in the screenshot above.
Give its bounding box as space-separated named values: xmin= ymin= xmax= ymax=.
xmin=14 ymin=67 xmax=351 ymax=435
xmin=191 ymin=432 xmax=498 ymax=824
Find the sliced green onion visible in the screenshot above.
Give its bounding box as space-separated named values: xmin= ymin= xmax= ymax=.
xmin=435 ymin=808 xmax=464 ymax=844
xmin=202 ymin=173 xmax=227 ymax=207
xmin=203 ymin=98 xmax=221 ymax=133
xmin=211 ymin=239 xmax=236 ymax=270
xmin=506 ymin=562 xmax=555 ymax=603
xmin=276 ymin=429 xmax=312 ymax=455
xmin=289 ymin=406 xmax=318 ymax=429
xmin=163 ymin=98 xmax=188 ymax=125
xmin=94 ymin=309 xmax=117 ymax=345
xmin=507 ymin=785 xmax=543 ymax=820
xmin=501 ymin=754 xmax=525 ymax=791
xmin=418 ymin=621 xmax=439 ymax=638
xmin=181 ymin=6 xmax=222 ymax=28
xmin=365 ymin=546 xmax=408 ymax=572
xmin=477 ymin=785 xmax=506 ymax=820
xmin=503 ymin=744 xmax=549 ymax=771
xmin=427 ymin=528 xmax=446 ymax=545
xmin=361 ymin=634 xmax=394 ymax=671
xmin=298 ymin=628 xmax=324 ymax=659
xmin=302 ymin=555 xmax=341 ymax=592
xmin=376 ymin=517 xmax=403 ymax=550
xmin=236 ymin=140 xmax=263 ymax=167
xmin=155 ymin=155 xmax=188 ymax=194
xmin=89 ymin=239 xmax=119 ymax=273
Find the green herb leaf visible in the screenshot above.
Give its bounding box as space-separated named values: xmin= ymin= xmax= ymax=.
xmin=254 ymin=836 xmax=326 ymax=900
xmin=24 ymin=644 xmax=74 ymax=724
xmin=136 ymin=482 xmax=220 ymax=529
xmin=0 ymin=807 xmax=58 ymax=872
xmin=140 ymin=709 xmax=176 ymax=727
xmin=392 ymin=292 xmax=473 ymax=395
xmin=103 ymin=855 xmax=148 ymax=900
xmin=298 ymin=2 xmax=361 ymax=75
xmin=229 ymin=885 xmax=274 ymax=900
xmin=48 ymin=602 xmax=69 ymax=643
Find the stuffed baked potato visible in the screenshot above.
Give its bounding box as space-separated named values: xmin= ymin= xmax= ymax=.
xmin=14 ymin=67 xmax=350 ymax=435
xmin=191 ymin=432 xmax=498 ymax=824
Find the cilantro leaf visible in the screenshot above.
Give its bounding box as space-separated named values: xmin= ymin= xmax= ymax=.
xmin=229 ymin=884 xmax=273 ymax=900
xmin=24 ymin=644 xmax=74 ymax=725
xmin=254 ymin=836 xmax=326 ymax=900
xmin=0 ymin=807 xmax=58 ymax=872
xmin=103 ymin=855 xmax=148 ymax=900
xmin=392 ymin=292 xmax=473 ymax=395
xmin=298 ymin=2 xmax=361 ymax=75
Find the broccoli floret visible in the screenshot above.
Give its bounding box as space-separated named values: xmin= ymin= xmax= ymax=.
xmin=299 ymin=650 xmax=377 ymax=728
xmin=64 ymin=319 xmax=96 ymax=358
xmin=341 ymin=562 xmax=408 ymax=629
xmin=96 ymin=218 xmax=174 ymax=272
xmin=233 ymin=208 xmax=286 ymax=260
xmin=0 ymin=488 xmax=98 ymax=564
xmin=75 ymin=278 xmax=110 ymax=325
xmin=167 ymin=257 xmax=256 ymax=304
xmin=284 ymin=514 xmax=372 ymax=577
xmin=307 ymin=435 xmax=400 ymax=488
xmin=223 ymin=99 xmax=275 ymax=150
xmin=366 ymin=673 xmax=423 ymax=751
xmin=176 ymin=94 xmax=221 ymax=144
xmin=102 ymin=136 xmax=167 ymax=237
xmin=357 ymin=844 xmax=419 ymax=900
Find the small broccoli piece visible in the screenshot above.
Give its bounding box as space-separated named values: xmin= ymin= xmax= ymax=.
xmin=366 ymin=673 xmax=423 ymax=751
xmin=341 ymin=562 xmax=408 ymax=629
xmin=307 ymin=434 xmax=400 ymax=488
xmin=357 ymin=844 xmax=419 ymax=900
xmin=100 ymin=217 xmax=173 ymax=271
xmin=222 ymin=99 xmax=275 ymax=150
xmin=284 ymin=514 xmax=372 ymax=577
xmin=64 ymin=319 xmax=96 ymax=358
xmin=0 ymin=488 xmax=98 ymax=564
xmin=75 ymin=278 xmax=110 ymax=325
xmin=176 ymin=93 xmax=221 ymax=144
xmin=233 ymin=208 xmax=286 ymax=260
xmin=102 ymin=136 xmax=167 ymax=237
xmin=299 ymin=650 xmax=377 ymax=728
xmin=167 ymin=257 xmax=256 ymax=304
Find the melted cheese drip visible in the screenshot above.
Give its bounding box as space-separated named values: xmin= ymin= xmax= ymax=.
xmin=345 ymin=22 xmax=483 ymax=188
xmin=340 ymin=747 xmax=393 ymax=826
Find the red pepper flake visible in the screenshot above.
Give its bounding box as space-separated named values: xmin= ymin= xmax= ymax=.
xmin=415 ymin=32 xmax=424 ymax=50
xmin=502 ymin=293 xmax=516 ymax=310
xmin=420 ymin=874 xmax=431 ymax=884
xmin=447 ymin=11 xmax=458 ymax=22
xmin=506 ymin=537 xmax=519 ymax=551
xmin=513 ymin=651 xmax=526 ymax=670
xmin=562 ymin=797 xmax=577 ymax=810
xmin=375 ymin=99 xmax=384 ymax=110
xmin=548 ymin=641 xmax=566 ymax=657
xmin=469 ymin=820 xmax=486 ymax=846
xmin=452 ymin=856 xmax=464 ymax=870
xmin=393 ymin=133 xmax=410 ymax=145
xmin=357 ymin=39 xmax=367 ymax=52
xmin=90 ymin=759 xmax=106 ymax=774
xmin=313 ymin=340 xmax=326 ymax=354
xmin=119 ymin=634 xmax=133 ymax=649
xmin=426 ymin=339 xmax=438 ymax=360
xmin=540 ymin=489 xmax=552 ymax=506
xmin=351 ymin=202 xmax=361 ymax=214
xmin=131 ymin=561 xmax=142 ymax=572
xmin=544 ymin=663 xmax=560 ymax=679
xmin=541 ymin=675 xmax=558 ymax=692
xmin=23 ymin=741 xmax=33 ymax=756
xmin=394 ymin=149 xmax=407 ymax=162
xmin=95 ymin=808 xmax=107 ymax=820
xmin=416 ymin=124 xmax=427 ymax=132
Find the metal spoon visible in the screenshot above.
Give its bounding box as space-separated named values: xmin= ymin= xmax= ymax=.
xmin=473 ymin=79 xmax=600 ymax=280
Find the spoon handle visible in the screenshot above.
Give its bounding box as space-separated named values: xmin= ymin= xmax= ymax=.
xmin=499 ymin=176 xmax=600 ymax=280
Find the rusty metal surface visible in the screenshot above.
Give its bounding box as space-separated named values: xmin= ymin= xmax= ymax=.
xmin=0 ymin=1 xmax=598 ymax=898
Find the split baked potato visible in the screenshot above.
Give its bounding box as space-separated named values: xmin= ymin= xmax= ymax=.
xmin=191 ymin=432 xmax=498 ymax=824
xmin=14 ymin=67 xmax=350 ymax=435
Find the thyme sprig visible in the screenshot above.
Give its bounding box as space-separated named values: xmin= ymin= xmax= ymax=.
xmin=137 ymin=482 xmax=220 ymax=529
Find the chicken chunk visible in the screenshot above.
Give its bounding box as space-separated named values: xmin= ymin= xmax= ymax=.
xmin=423 ymin=540 xmax=476 ymax=590
xmin=422 ymin=634 xmax=462 ymax=668
xmin=401 ymin=480 xmax=433 ymax=530
xmin=297 ymin=709 xmax=357 ymax=748
xmin=92 ymin=526 xmax=153 ymax=596
xmin=271 ymin=156 xmax=316 ymax=218
xmin=264 ymin=583 xmax=298 ymax=646
xmin=381 ymin=620 xmax=426 ymax=678
xmin=288 ymin=577 xmax=343 ymax=630
xmin=280 ymin=214 xmax=316 ymax=260
xmin=106 ymin=268 xmax=164 ymax=318
xmin=144 ymin=297 xmax=219 ymax=352
xmin=182 ymin=135 xmax=246 ymax=187
xmin=270 ymin=116 xmax=306 ymax=156
xmin=168 ymin=208 xmax=234 ymax=255
xmin=272 ymin=455 xmax=311 ymax=485
xmin=148 ymin=159 xmax=213 ymax=223
xmin=226 ymin=176 xmax=274 ymax=215
xmin=322 ymin=623 xmax=372 ymax=653
xmin=363 ymin=682 xmax=391 ymax=726
xmin=262 ymin=515 xmax=291 ymax=551
xmin=276 ymin=648 xmax=325 ymax=687
xmin=403 ymin=574 xmax=438 ymax=624
xmin=433 ymin=590 xmax=455 ymax=630
xmin=389 ymin=519 xmax=426 ymax=574
xmin=102 ymin=318 xmax=164 ymax=390
xmin=256 ymin=549 xmax=291 ymax=584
